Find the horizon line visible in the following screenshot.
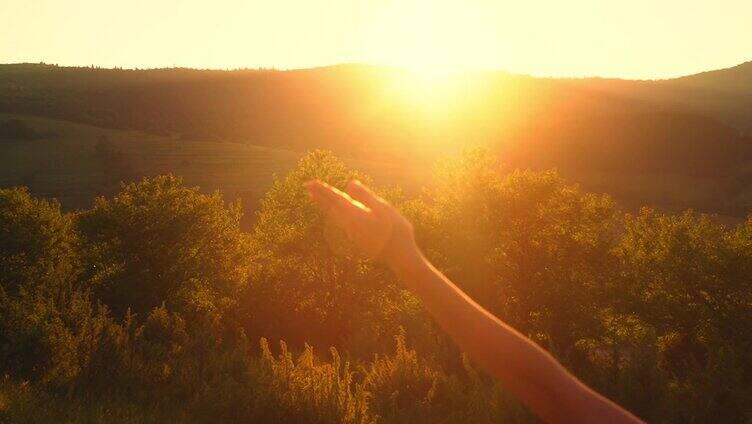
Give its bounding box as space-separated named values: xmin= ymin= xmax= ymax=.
xmin=2 ymin=59 xmax=750 ymax=82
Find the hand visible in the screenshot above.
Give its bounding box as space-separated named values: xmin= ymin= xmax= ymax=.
xmin=306 ymin=182 xmax=643 ymax=424
xmin=305 ymin=180 xmax=419 ymax=270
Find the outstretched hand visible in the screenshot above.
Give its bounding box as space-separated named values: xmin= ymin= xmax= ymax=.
xmin=305 ymin=180 xmax=643 ymax=424
xmin=305 ymin=180 xmax=418 ymax=269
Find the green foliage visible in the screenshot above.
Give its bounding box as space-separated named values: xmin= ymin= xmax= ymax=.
xmin=364 ymin=334 xmax=445 ymax=421
xmin=489 ymin=169 xmax=618 ymax=350
xmin=0 ymin=187 xmax=78 ymax=296
xmin=244 ymin=151 xmax=431 ymax=352
xmin=1 ymin=150 xmax=752 ymax=422
xmin=0 ymin=187 xmax=84 ymax=383
xmin=0 ymin=377 xmax=170 ymax=424
xmin=77 ymin=174 xmax=252 ymax=318
xmin=618 ymin=210 xmax=738 ymax=336
xmin=0 ymin=288 xmax=73 ymax=382
xmin=412 ymin=150 xmax=620 ymax=353
xmin=249 ymin=339 xmax=373 ymax=423
xmin=610 ymin=209 xmax=752 ymax=422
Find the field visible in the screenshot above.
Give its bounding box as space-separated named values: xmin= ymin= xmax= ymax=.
xmin=3 ymin=112 xmax=747 ymax=229
xmin=0 ymin=113 xmax=429 ymax=228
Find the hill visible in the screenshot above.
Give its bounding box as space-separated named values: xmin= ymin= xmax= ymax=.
xmin=0 ymin=113 xmax=428 ymax=228
xmin=1 ymin=63 xmax=752 ymax=219
xmin=579 ymin=61 xmax=752 ymax=135
xmin=669 ymin=60 xmax=752 ymax=94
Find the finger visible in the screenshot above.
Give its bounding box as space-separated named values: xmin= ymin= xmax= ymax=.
xmin=327 ymin=202 xmax=359 ymax=235
xmin=305 ymin=181 xmax=335 ymax=211
xmin=306 ymin=180 xmax=366 ymax=211
xmin=345 ymin=180 xmax=386 ymax=212
xmin=305 ymin=180 xmax=363 ymax=221
xmin=305 ymin=180 xmax=344 ymax=210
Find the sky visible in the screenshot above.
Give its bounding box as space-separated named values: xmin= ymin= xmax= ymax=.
xmin=1 ymin=0 xmax=750 ymax=79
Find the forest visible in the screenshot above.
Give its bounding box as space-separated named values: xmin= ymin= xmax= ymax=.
xmin=1 ymin=150 xmax=751 ymax=423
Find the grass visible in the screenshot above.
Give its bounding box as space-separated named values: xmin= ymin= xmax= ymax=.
xmin=0 ymin=114 xmax=429 ymax=228
xmin=0 ymin=113 xmax=743 ymax=227
xmin=0 ymin=379 xmax=176 ymax=423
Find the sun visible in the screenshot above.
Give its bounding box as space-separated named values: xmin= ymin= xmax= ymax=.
xmin=360 ymin=0 xmax=504 ymax=146
xmin=364 ymin=0 xmax=498 ymax=78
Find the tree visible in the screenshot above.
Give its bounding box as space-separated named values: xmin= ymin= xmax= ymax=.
xmin=409 ymin=150 xmax=620 ymax=354
xmin=76 ymin=175 xmax=251 ymax=318
xmin=243 ymin=151 xmax=428 ymax=352
xmin=0 ymin=187 xmax=78 ymax=297
xmin=617 ymin=210 xmax=752 ymax=366
xmin=0 ymin=187 xmax=100 ymax=384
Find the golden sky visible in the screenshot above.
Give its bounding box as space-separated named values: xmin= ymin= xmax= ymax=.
xmin=1 ymin=0 xmax=750 ymax=79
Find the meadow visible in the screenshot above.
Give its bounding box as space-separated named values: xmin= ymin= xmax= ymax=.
xmin=0 ymin=112 xmax=747 ymax=230
xmin=0 ymin=113 xmax=428 ymax=228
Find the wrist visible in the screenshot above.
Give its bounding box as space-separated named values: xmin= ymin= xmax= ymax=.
xmin=385 ymin=241 xmax=425 ymax=280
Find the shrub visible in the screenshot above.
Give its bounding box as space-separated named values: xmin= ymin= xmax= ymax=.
xmin=0 ymin=187 xmax=78 ymax=297
xmin=2 ymin=151 xmax=752 ymax=422
xmin=243 ymin=150 xmax=425 ymax=353
xmin=76 ymin=175 xmax=252 ymax=318
xmin=248 ymin=339 xmax=373 ymax=423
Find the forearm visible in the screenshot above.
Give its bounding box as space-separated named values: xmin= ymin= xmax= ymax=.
xmin=389 ymin=245 xmax=642 ymax=424
xmin=305 ymin=179 xmax=640 ymax=422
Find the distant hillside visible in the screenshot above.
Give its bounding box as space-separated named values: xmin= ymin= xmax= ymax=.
xmin=0 ymin=113 xmax=428 ymax=228
xmin=579 ymin=61 xmax=752 ymax=134
xmin=671 ymin=61 xmax=752 ymax=94
xmin=1 ymin=62 xmax=752 ymax=218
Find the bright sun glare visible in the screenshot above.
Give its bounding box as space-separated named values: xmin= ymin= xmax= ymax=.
xmin=363 ymin=0 xmax=500 ymax=117
xmin=365 ymin=0 xmax=498 ymax=77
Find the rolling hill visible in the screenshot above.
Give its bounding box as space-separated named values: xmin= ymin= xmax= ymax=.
xmin=579 ymin=61 xmax=752 ymax=135
xmin=1 ymin=62 xmax=751 ymax=220
xmin=0 ymin=113 xmax=428 ymax=228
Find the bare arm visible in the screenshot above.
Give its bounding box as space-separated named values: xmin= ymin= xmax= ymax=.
xmin=305 ymin=179 xmax=643 ymax=424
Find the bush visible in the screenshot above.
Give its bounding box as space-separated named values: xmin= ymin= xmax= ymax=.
xmin=0 ymin=187 xmax=83 ymax=384
xmin=248 ymin=339 xmax=372 ymax=423
xmin=0 ymin=187 xmax=78 ymax=296
xmin=76 ymin=175 xmax=252 ymax=318
xmin=410 ymin=151 xmax=620 ymax=355
xmin=1 ymin=150 xmax=752 ymax=422
xmin=242 ymin=150 xmax=431 ymax=354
